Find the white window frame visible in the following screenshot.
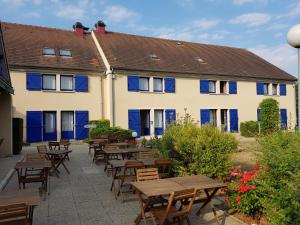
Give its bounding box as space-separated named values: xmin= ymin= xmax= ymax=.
xmin=60 ymin=75 xmax=74 ymax=91
xmin=272 ymin=83 xmax=278 ymax=95
xmin=139 ymin=77 xmax=150 ymax=91
xmin=43 ymin=47 xmax=55 ymax=56
xmin=42 ymin=74 xmax=56 ymax=90
xmin=263 ymin=83 xmax=269 ymax=95
xmin=220 ymin=81 xmax=228 ymax=94
xmin=209 ymin=80 xmax=216 ymax=93
xmin=153 ymin=77 xmax=163 ymax=92
xmin=59 ymin=49 xmax=72 ymax=57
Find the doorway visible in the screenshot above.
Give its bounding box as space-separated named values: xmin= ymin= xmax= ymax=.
xmin=221 ymin=109 xmax=228 ymax=131
xmin=140 ymin=110 xmax=150 ymax=136
xmin=43 ymin=111 xmax=57 ymax=141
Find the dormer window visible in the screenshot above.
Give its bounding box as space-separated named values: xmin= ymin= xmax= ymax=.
xmin=59 ymin=49 xmax=72 ymax=57
xmin=149 ymin=54 xmax=160 ymax=60
xmin=43 ymin=47 xmax=55 ymax=56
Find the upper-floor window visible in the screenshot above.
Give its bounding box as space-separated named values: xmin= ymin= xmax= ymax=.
xmin=154 ymin=78 xmax=163 ymax=92
xmin=139 ymin=77 xmax=149 ymax=91
xmin=43 ymin=47 xmax=55 ymax=56
xmin=220 ymin=81 xmax=227 ymax=94
xmin=272 ymin=84 xmax=278 ymax=95
xmin=60 ymin=75 xmax=73 ymax=91
xmin=263 ymin=83 xmax=269 ymax=95
xmin=209 ymin=81 xmax=216 ymax=93
xmin=59 ymin=49 xmax=72 ymax=57
xmin=42 ymin=74 xmax=56 ymax=90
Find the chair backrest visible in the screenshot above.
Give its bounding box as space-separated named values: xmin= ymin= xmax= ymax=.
xmin=136 ymin=168 xmax=159 ymax=182
xmin=60 ymin=139 xmax=70 ymax=145
xmin=37 ymin=145 xmax=47 ymax=154
xmin=154 ymin=159 xmax=172 ymax=178
xmin=162 ymin=188 xmax=197 ymax=223
xmin=138 ymin=150 xmax=156 ymax=159
xmin=0 ymin=203 xmax=28 ymax=224
xmin=25 ymin=153 xmax=46 ymax=161
xmin=124 ymin=161 xmax=144 ymax=177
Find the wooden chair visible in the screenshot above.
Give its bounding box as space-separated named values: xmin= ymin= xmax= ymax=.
xmin=138 ymin=150 xmax=156 ymax=159
xmin=37 ymin=145 xmax=49 ymax=160
xmin=93 ymin=142 xmax=106 ymax=163
xmin=150 ymin=188 xmax=197 ymax=225
xmin=117 ymin=161 xmax=144 ymax=201
xmin=104 ymin=145 xmax=120 ymax=175
xmin=136 ymin=168 xmax=159 ymax=182
xmin=0 ymin=203 xmax=29 ymax=225
xmin=154 ymin=159 xmax=172 ymax=179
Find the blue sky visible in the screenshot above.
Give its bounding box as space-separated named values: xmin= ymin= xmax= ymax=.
xmin=1 ymin=0 xmax=300 ymax=76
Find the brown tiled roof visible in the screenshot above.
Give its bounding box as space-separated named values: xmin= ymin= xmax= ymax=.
xmin=95 ymin=31 xmax=296 ymax=81
xmin=1 ymin=22 xmax=105 ymax=72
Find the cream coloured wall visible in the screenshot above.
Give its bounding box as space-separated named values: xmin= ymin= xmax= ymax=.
xmin=0 ymin=92 xmax=12 ymax=156
xmin=113 ymin=73 xmax=296 ymax=135
xmin=10 ymin=70 xmax=103 ymax=142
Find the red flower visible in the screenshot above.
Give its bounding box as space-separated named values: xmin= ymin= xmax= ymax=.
xmin=238 ymin=185 xmax=254 ymax=193
xmin=224 ymin=197 xmax=229 ymax=205
xmin=254 ymin=162 xmax=260 ymax=171
xmin=223 ymin=188 xmax=230 ymax=193
xmin=236 ymin=195 xmax=241 ymax=204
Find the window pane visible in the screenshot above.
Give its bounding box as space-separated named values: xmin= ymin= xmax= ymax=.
xmin=62 ymin=112 xmax=74 ymax=131
xmin=61 ymin=76 xmax=73 ymax=90
xmin=154 ymin=78 xmax=162 ymax=91
xmin=43 ymin=75 xmax=56 ymax=90
xmin=139 ymin=77 xmax=149 ymax=91
xmin=154 ymin=110 xmax=163 ymax=127
xmin=43 ymin=48 xmax=55 ymax=55
xmin=59 ymin=49 xmax=72 ymax=57
xmin=264 ymin=83 xmax=269 ymax=94
xmin=272 ymin=84 xmax=277 ymax=95
xmin=210 ymin=110 xmax=217 ymax=127
xmin=44 ymin=113 xmax=55 ymax=133
xmin=209 ymin=81 xmax=216 ymax=93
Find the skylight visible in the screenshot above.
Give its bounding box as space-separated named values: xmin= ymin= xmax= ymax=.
xmin=176 ymin=41 xmax=184 ymax=46
xmin=195 ymin=57 xmax=205 ymax=63
xmin=43 ymin=47 xmax=55 ymax=56
xmin=149 ymin=54 xmax=160 ymax=60
xmin=59 ymin=49 xmax=72 ymax=57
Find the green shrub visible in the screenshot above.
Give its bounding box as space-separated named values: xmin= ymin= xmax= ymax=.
xmin=240 ymin=121 xmax=259 ymax=137
xmin=161 ymin=113 xmax=237 ymax=178
xmin=257 ymin=132 xmax=300 ymax=225
xmin=140 ymin=136 xmax=162 ymax=149
xmin=89 ymin=119 xmax=110 ymax=128
xmin=259 ymin=98 xmax=280 ymax=134
xmin=89 ymin=126 xmax=133 ymax=142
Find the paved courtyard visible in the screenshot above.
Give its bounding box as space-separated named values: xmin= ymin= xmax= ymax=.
xmin=3 ymin=144 xmax=245 ymax=225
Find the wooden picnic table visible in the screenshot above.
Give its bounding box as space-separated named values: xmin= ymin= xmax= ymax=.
xmin=0 ymin=188 xmax=41 ymax=225
xmin=132 ymin=175 xmax=227 ymax=225
xmin=15 ymin=161 xmax=51 ymax=192
xmin=46 ymin=149 xmax=72 ymax=177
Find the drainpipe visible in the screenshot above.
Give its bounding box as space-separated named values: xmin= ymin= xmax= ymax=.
xmin=106 ymin=67 xmax=115 ymax=126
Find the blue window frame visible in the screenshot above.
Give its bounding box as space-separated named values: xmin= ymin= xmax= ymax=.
xmin=60 ymin=75 xmax=74 ymax=91
xmin=42 ymin=74 xmax=56 ymax=90
xmin=139 ymin=77 xmax=149 ymax=91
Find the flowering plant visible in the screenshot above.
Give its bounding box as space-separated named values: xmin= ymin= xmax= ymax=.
xmin=226 ymin=163 xmax=264 ymax=217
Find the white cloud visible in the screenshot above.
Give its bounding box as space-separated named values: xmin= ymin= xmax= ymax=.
xmin=0 ymin=0 xmax=42 ymax=7
xmin=103 ymin=5 xmax=138 ymax=23
xmin=249 ymin=44 xmax=298 ymax=76
xmin=192 ymin=19 xmax=221 ymax=29
xmin=229 ymin=13 xmax=271 ymax=27
xmin=53 ymin=0 xmax=93 ymax=20
xmin=267 ymin=23 xmax=289 ymax=31
xmin=232 ymin=0 xmax=268 ymax=6
xmin=56 ymin=6 xmax=85 ymax=19
xmin=286 ymin=2 xmax=300 ymax=18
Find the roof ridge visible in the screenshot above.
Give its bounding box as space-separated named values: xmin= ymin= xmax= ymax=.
xmin=101 ymin=31 xmax=246 ymax=51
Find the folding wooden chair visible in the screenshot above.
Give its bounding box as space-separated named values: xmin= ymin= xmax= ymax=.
xmin=59 ymin=139 xmax=70 ymax=150
xmin=0 ymin=203 xmax=29 ymax=225
xmin=154 ymin=159 xmax=172 ymax=179
xmin=37 ymin=145 xmax=49 ymax=160
xmin=150 ymin=188 xmax=197 ymax=225
xmin=117 ymin=161 xmax=144 ymax=201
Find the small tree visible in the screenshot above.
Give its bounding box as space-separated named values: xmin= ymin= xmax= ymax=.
xmin=259 ymin=98 xmax=280 ymax=134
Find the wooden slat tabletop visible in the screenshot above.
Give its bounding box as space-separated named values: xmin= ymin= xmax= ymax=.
xmin=106 ymin=142 xmax=129 ymax=147
xmin=15 ymin=161 xmax=52 ymax=169
xmin=46 ymin=150 xmax=72 ymax=155
xmin=108 ymin=158 xmax=160 ymax=168
xmin=0 ymin=189 xmax=41 ymax=206
xmin=132 ymin=175 xmax=226 ymax=197
xmin=103 ymin=148 xmax=149 ymax=154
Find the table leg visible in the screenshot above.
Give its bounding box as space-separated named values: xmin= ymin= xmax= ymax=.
xmin=55 ymin=154 xmax=70 ymax=174
xmin=134 ymin=191 xmax=148 ymax=225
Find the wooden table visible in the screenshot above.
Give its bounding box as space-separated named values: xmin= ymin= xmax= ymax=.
xmin=15 ymin=161 xmax=51 ymax=192
xmin=132 ymin=175 xmax=227 ymax=225
xmin=46 ymin=150 xmax=72 ymax=177
xmin=48 ymin=141 xmax=70 ymax=150
xmin=0 ymin=188 xmax=41 ymax=225
xmin=106 ymin=142 xmax=130 ymax=148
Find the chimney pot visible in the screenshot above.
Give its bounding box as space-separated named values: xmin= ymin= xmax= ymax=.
xmin=73 ymin=22 xmax=89 ymax=35
xmin=95 ymin=20 xmax=106 ymax=34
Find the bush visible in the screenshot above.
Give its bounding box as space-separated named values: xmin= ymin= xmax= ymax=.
xmin=140 ymin=136 xmax=162 ymax=149
xmin=89 ymin=119 xmax=110 ymax=128
xmin=256 ymin=132 xmax=300 ymax=225
xmin=89 ymin=126 xmax=134 ymax=142
xmin=259 ymin=98 xmax=280 ymax=134
xmin=240 ymin=121 xmax=259 ymax=137
xmin=161 ymin=113 xmax=238 ymax=178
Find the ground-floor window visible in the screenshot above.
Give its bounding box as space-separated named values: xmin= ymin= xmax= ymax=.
xmin=140 ymin=110 xmax=150 ymax=136
xmin=220 ymin=109 xmax=228 ymax=131
xmin=61 ymin=111 xmax=74 ymax=139
xmin=154 ymin=110 xmax=164 ymax=135
xmin=209 ymin=109 xmax=217 ymax=127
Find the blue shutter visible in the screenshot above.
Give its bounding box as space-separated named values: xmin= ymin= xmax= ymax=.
xmin=279 ymin=84 xmax=286 ymax=96
xmin=75 ymin=111 xmax=89 ymax=140
xmin=230 ymin=109 xmax=239 ymax=132
xmin=200 ymin=80 xmax=209 ymax=93
xmin=165 ymin=109 xmax=176 ymax=125
xmin=128 ymin=110 xmax=141 ymax=137
xmin=75 ymin=75 xmax=88 ymax=92
xmin=200 ymin=109 xmax=210 ymax=125
xmin=26 ymin=72 xmax=41 ymax=90
xmin=257 ymin=109 xmax=261 ymax=121
xmin=229 ymin=81 xmax=237 ymax=94
xmin=26 ymin=111 xmax=42 ymax=143
xmin=280 ymin=109 xmax=287 ymax=129
xmin=128 ymin=76 xmax=139 ymax=92
xmin=164 ymin=77 xmax=175 ymax=93
xmin=256 ymin=82 xmax=264 ymax=95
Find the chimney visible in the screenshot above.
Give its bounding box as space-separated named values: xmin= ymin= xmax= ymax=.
xmin=73 ymin=22 xmax=89 ymax=35
xmin=95 ymin=20 xmax=106 ymax=34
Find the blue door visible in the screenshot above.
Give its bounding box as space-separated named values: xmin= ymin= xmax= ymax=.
xmin=61 ymin=111 xmax=74 ymax=139
xmin=128 ymin=110 xmax=141 ymax=137
xmin=230 ymin=109 xmax=239 ymax=132
xmin=280 ymin=109 xmax=287 ymax=129
xmin=43 ymin=111 xmax=57 ymax=141
xmin=165 ymin=109 xmax=176 ymax=128
xmin=26 ymin=111 xmax=42 ymax=143
xmin=75 ymin=111 xmax=89 ymax=140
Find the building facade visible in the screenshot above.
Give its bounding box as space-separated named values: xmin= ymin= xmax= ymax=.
xmin=0 ymin=21 xmax=297 ymax=143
